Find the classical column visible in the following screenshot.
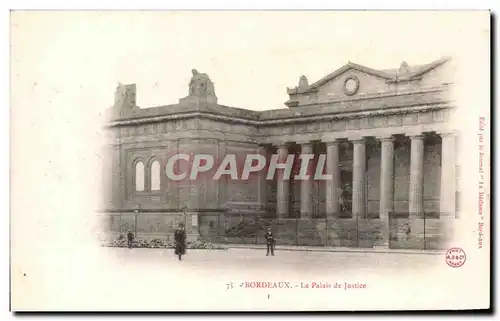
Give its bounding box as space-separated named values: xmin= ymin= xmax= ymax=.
xmin=257 ymin=145 xmax=268 ymax=213
xmin=409 ymin=134 xmax=425 ymax=220
xmin=276 ymin=144 xmax=290 ymax=218
xmin=299 ymin=142 xmax=314 ymax=218
xmin=378 ymin=136 xmax=395 ymax=247
xmin=440 ymin=132 xmax=456 ymax=217
xmin=351 ymin=138 xmax=366 ymax=219
xmin=325 ymin=140 xmax=340 ymax=216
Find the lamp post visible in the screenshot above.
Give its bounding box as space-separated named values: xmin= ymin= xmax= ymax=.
xmin=180 ymin=204 xmax=188 ymax=231
xmin=133 ymin=204 xmax=141 ymax=236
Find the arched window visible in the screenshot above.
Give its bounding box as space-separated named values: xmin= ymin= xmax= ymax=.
xmin=151 ymin=160 xmax=160 ymax=191
xmin=135 ymin=161 xmax=145 ymax=191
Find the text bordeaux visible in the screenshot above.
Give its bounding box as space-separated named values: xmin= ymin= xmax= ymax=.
xmin=244 ymin=281 xmax=367 ymax=290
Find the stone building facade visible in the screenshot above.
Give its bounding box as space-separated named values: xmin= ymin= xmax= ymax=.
xmin=101 ymin=58 xmax=458 ymax=248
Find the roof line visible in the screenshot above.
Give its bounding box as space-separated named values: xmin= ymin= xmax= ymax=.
xmin=290 ymin=57 xmax=452 ymax=94
xmin=408 ymin=56 xmax=452 ymax=78
xmin=307 ymin=62 xmax=395 ymax=91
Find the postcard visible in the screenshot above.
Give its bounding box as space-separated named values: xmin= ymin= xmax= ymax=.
xmin=10 ymin=10 xmax=491 ymax=311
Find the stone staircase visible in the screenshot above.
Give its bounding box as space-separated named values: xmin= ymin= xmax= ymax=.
xmin=224 ymin=218 xmax=265 ymax=237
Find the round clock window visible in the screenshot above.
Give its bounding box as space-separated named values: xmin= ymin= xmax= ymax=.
xmin=343 ymin=77 xmax=360 ymax=96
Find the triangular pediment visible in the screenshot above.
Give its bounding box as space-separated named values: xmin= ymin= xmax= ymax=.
xmin=286 ymin=62 xmax=398 ymax=100
xmin=308 ymin=62 xmax=395 ymax=91
xmin=285 ymin=57 xmax=453 ymax=107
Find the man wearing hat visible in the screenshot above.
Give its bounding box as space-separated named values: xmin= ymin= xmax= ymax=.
xmin=174 ymin=223 xmax=187 ymax=261
xmin=127 ymin=229 xmax=134 ymax=249
xmin=264 ymin=227 xmax=276 ymax=256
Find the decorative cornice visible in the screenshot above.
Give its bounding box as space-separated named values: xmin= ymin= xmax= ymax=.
xmin=105 ymin=102 xmax=452 ymax=130
xmin=107 ymin=85 xmax=450 ymax=126
xmin=284 ymin=100 xmax=299 ymax=107
xmin=290 ymin=85 xmax=450 ymax=108
xmin=98 ymin=208 xmax=228 ymax=213
xmin=385 ymin=76 xmax=423 ymax=84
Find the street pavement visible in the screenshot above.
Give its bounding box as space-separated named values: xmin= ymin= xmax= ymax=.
xmin=25 ymin=246 xmax=460 ymax=311
xmin=103 ymin=246 xmax=443 ymax=276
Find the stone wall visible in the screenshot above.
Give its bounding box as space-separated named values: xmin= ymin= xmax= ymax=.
xmin=99 ymin=210 xmax=228 ymax=242
xmin=224 ymin=143 xmax=260 ymax=209
xmin=389 ymin=215 xmax=454 ymax=250
xmin=196 ymin=214 xmax=450 ymax=250
xmin=99 ymin=212 xmax=186 ymax=241
xmin=108 ymin=115 xmax=260 ymax=212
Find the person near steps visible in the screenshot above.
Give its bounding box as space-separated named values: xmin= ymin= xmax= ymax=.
xmin=127 ymin=229 xmax=134 ymax=248
xmin=264 ymin=227 xmax=275 ymax=256
xmin=174 ymin=223 xmax=187 ymax=260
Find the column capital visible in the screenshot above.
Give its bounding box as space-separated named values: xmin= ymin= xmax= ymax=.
xmin=273 ymin=142 xmax=292 ymax=149
xmin=296 ymin=140 xmax=313 ymax=146
xmin=323 ymin=139 xmax=341 ymax=146
xmin=377 ymin=135 xmax=395 ymax=143
xmin=349 ymin=137 xmax=366 ymax=144
xmin=408 ymin=133 xmax=425 ymax=140
xmin=437 ymin=130 xmax=458 ymax=138
xmin=321 ymin=135 xmax=340 ymax=144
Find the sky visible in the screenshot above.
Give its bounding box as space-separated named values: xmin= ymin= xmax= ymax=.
xmin=10 ymin=11 xmax=490 ymax=112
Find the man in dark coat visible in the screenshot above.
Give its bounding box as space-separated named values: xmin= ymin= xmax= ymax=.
xmin=127 ymin=229 xmax=134 ymax=248
xmin=264 ymin=227 xmax=275 ymax=256
xmin=174 ymin=223 xmax=187 ymax=261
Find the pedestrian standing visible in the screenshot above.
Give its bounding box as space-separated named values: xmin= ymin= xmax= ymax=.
xmin=127 ymin=229 xmax=134 ymax=248
xmin=265 ymin=227 xmax=275 ymax=256
xmin=174 ymin=223 xmax=187 ymax=261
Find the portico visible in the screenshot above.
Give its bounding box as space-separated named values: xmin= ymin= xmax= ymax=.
xmin=259 ymin=130 xmax=456 ymax=246
xmin=264 ymin=131 xmax=456 ymax=218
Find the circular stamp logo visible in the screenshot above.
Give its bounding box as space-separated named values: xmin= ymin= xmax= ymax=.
xmin=445 ymin=247 xmax=466 ymax=268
